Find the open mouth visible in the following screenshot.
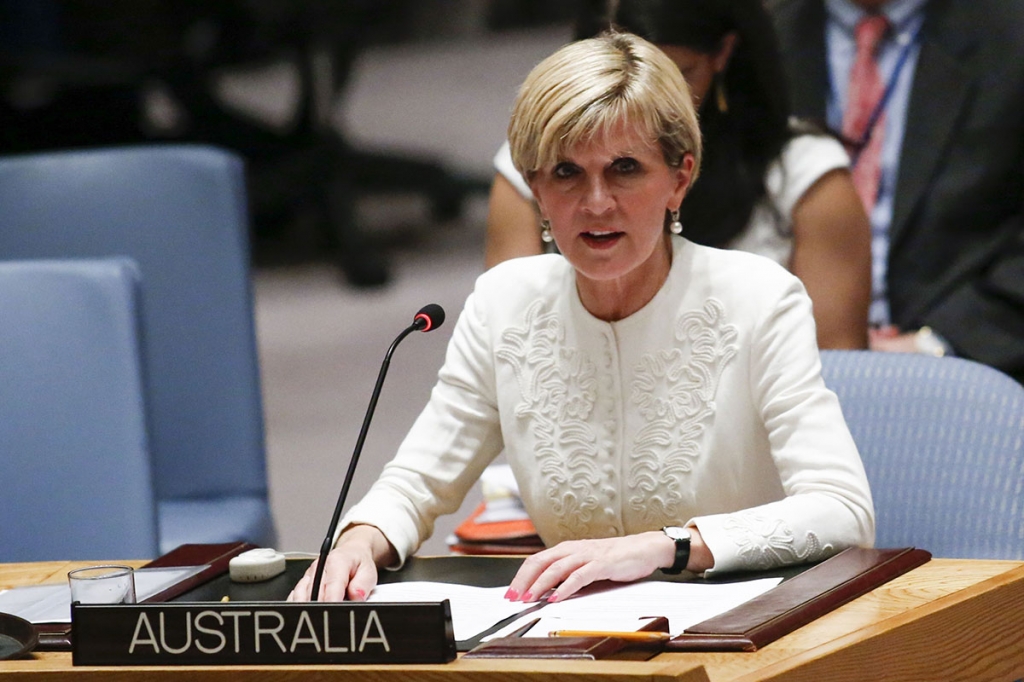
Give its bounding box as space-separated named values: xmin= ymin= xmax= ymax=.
xmin=581 ymin=230 xmax=624 ymax=247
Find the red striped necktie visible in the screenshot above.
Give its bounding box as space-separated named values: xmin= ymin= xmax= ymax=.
xmin=842 ymin=14 xmax=890 ymax=214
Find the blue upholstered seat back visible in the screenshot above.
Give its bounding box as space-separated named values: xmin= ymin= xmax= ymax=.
xmin=0 ymin=259 xmax=160 ymax=562
xmin=821 ymin=350 xmax=1024 ymax=560
xmin=0 ymin=146 xmax=275 ymax=551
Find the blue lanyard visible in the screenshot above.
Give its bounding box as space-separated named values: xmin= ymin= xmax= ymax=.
xmin=832 ymin=22 xmax=923 ymax=164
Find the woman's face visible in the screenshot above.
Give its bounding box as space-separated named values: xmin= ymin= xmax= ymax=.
xmin=657 ymin=34 xmax=737 ymax=107
xmin=529 ymin=121 xmax=693 ymax=291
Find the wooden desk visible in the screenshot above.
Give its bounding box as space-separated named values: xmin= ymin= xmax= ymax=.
xmin=2 ymin=558 xmax=1023 ymax=681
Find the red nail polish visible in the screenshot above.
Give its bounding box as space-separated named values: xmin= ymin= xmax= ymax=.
xmin=504 ymin=588 xmax=518 ymax=600
xmin=352 ymin=588 xmax=365 ymax=600
xmin=522 ymin=591 xmax=533 ymax=602
xmin=547 ymin=593 xmax=559 ymax=603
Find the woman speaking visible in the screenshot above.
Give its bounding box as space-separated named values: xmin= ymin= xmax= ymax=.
xmin=290 ymin=32 xmax=874 ymax=604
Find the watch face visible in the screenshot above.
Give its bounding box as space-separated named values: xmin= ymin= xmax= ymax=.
xmin=664 ymin=526 xmax=691 ymax=542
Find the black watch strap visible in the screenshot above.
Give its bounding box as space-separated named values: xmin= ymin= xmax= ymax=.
xmin=661 ymin=526 xmax=691 ymax=575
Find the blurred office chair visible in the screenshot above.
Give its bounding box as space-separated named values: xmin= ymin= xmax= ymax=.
xmin=820 ymin=350 xmax=1024 ymax=560
xmin=0 ymin=145 xmax=276 ymax=554
xmin=0 ymin=0 xmax=480 ymax=287
xmin=0 ymin=258 xmax=160 ymax=562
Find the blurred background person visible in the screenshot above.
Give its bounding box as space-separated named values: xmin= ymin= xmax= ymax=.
xmin=485 ymin=0 xmax=872 ymax=350
xmin=771 ymin=0 xmax=1024 ymax=381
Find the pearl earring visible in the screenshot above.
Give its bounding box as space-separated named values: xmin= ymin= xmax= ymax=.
xmin=540 ymin=219 xmax=554 ymax=243
xmin=669 ymin=209 xmax=683 ymax=235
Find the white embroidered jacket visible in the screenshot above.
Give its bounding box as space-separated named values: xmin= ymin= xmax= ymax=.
xmin=341 ymin=238 xmax=875 ymax=574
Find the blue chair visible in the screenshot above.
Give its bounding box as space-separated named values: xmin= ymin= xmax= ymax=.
xmin=0 ymin=259 xmax=159 ymax=562
xmin=820 ymin=350 xmax=1024 ymax=560
xmin=0 ymin=145 xmax=275 ymax=553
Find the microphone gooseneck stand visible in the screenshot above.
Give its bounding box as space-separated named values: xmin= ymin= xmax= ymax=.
xmin=309 ymin=304 xmax=444 ymax=602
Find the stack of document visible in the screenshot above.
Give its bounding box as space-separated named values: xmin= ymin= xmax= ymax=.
xmin=367 ymin=577 xmax=782 ymax=642
xmin=447 ymin=464 xmax=544 ymax=555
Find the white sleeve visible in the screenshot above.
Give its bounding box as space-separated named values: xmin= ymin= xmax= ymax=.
xmin=493 ymin=141 xmax=534 ymax=200
xmin=338 ymin=287 xmax=505 ymax=565
xmin=691 ymin=277 xmax=876 ymax=575
xmin=765 ymin=134 xmax=851 ymax=220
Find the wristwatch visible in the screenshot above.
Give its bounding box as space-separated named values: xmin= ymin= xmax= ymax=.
xmin=661 ymin=526 xmax=692 ymax=575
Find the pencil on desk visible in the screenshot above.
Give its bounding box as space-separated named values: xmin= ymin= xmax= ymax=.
xmin=548 ymin=630 xmax=672 ymax=642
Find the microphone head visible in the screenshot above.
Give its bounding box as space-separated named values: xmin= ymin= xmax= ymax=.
xmin=413 ymin=303 xmax=445 ymax=332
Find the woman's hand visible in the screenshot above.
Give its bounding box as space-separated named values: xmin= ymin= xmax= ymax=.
xmin=869 ymin=325 xmax=919 ymax=353
xmin=287 ymin=525 xmax=395 ymax=602
xmin=505 ymin=528 xmax=710 ymax=603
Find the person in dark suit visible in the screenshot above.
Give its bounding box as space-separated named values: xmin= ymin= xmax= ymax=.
xmin=770 ymin=0 xmax=1024 ymax=383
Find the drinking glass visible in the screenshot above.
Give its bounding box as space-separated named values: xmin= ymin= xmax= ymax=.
xmin=67 ymin=565 xmax=137 ymax=605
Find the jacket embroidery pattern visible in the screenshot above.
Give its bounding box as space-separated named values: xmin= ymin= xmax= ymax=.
xmin=628 ymin=299 xmax=738 ymax=524
xmin=723 ymin=510 xmax=833 ymax=570
xmin=497 ymin=300 xmax=610 ymax=538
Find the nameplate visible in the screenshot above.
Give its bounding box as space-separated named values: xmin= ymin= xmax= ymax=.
xmin=71 ymin=601 xmax=456 ymax=666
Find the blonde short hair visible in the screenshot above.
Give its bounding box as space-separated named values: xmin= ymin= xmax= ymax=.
xmin=508 ymin=31 xmax=702 ymax=182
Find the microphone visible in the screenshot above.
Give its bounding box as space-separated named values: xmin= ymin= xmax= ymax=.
xmin=412 ymin=303 xmax=444 ymax=332
xmin=309 ymin=303 xmax=445 ymax=602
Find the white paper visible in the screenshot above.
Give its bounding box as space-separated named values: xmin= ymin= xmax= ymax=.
xmin=0 ymin=566 xmax=208 ymax=624
xmin=473 ymin=496 xmax=531 ymax=523
xmin=366 ymin=581 xmax=531 ymax=641
xmin=513 ymin=615 xmax=662 ymax=637
xmin=368 ymin=575 xmax=781 ymax=642
xmin=476 ymin=464 xmax=531 ymax=523
xmin=480 ymin=463 xmax=520 ymax=495
xmin=487 ymin=577 xmax=783 ymax=639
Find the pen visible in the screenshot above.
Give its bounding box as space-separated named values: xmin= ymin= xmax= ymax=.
xmin=548 ymin=630 xmax=672 ymax=642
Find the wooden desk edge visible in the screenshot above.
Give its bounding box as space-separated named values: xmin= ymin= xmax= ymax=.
xmin=3 ymin=654 xmax=713 ymax=682
xmin=725 ymin=562 xmax=1024 ymax=682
